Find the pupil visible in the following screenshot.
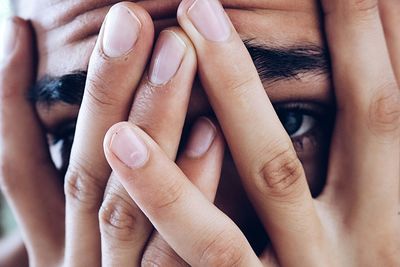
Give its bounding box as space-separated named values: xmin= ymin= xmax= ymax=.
xmin=280 ymin=111 xmax=303 ymax=136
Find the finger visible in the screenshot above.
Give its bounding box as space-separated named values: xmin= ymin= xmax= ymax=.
xmin=104 ymin=123 xmax=261 ymax=266
xmin=99 ymin=176 xmax=151 ymax=267
xmin=142 ymin=118 xmax=225 ymax=267
xmin=378 ymin=0 xmax=400 ymax=209
xmin=99 ymin=28 xmax=196 ymax=266
xmin=177 ymin=118 xmax=224 ymax=201
xmin=130 ymin=28 xmax=195 ymax=155
xmin=63 ymin=3 xmax=154 ymax=266
xmin=0 ymin=18 xmax=64 ymax=264
xmin=321 ymin=0 xmax=400 ymax=220
xmin=0 ymin=231 xmax=28 ymax=267
xmin=380 ymin=0 xmax=400 ymax=84
xmin=177 ymin=0 xmax=325 ymax=265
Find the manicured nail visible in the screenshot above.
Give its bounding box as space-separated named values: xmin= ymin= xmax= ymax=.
xmin=187 ymin=0 xmax=231 ymax=42
xmin=110 ymin=127 xmax=149 ymax=169
xmin=0 ymin=18 xmax=19 ymax=64
xmin=186 ymin=118 xmax=216 ymax=158
xmin=102 ymin=5 xmax=141 ymax=58
xmin=149 ymin=31 xmax=186 ymax=85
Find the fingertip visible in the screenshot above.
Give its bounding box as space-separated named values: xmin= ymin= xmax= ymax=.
xmin=96 ymin=2 xmax=155 ymax=60
xmin=161 ymin=27 xmax=196 ymax=56
xmin=147 ymin=27 xmax=196 ymax=86
xmin=168 ymin=28 xmax=197 ymax=67
xmin=176 ymin=0 xmax=202 ymax=42
xmin=0 ymin=17 xmax=35 ymax=101
xmin=104 ymin=122 xmax=150 ymax=172
xmin=177 ymin=0 xmax=233 ymax=43
xmin=0 ymin=17 xmax=33 ymax=67
xmin=184 ymin=117 xmax=218 ymax=159
xmin=177 ymin=117 xmax=224 ymax=201
xmin=118 ymin=2 xmax=154 ymax=31
xmin=103 ymin=122 xmax=132 ymax=162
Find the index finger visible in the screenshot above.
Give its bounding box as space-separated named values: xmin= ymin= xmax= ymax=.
xmin=177 ymin=0 xmax=326 ymax=265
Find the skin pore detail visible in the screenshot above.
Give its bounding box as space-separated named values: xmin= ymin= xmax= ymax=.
xmin=15 ymin=0 xmax=333 ymax=255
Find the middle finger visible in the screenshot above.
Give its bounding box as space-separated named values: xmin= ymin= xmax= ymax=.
xmin=63 ymin=3 xmax=154 ymax=266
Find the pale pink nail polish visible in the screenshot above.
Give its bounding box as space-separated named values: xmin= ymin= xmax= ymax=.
xmin=0 ymin=19 xmax=18 ymax=64
xmin=186 ymin=118 xmax=217 ymax=158
xmin=149 ymin=31 xmax=186 ymax=85
xmin=102 ymin=5 xmax=141 ymax=58
xmin=110 ymin=127 xmax=149 ymax=169
xmin=188 ymin=0 xmax=231 ymax=42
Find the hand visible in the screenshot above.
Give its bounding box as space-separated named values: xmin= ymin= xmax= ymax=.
xmin=104 ymin=0 xmax=400 ymax=266
xmin=0 ymin=231 xmax=28 ymax=267
xmin=0 ymin=3 xmax=222 ymax=266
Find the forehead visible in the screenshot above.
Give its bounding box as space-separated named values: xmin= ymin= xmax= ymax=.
xmin=17 ymin=0 xmax=323 ymax=77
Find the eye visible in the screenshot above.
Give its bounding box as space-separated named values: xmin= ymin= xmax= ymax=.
xmin=274 ymin=102 xmax=334 ymax=197
xmin=278 ymin=111 xmax=316 ymax=138
xmin=275 ymin=102 xmax=329 ymax=141
xmin=48 ymin=121 xmax=76 ymax=172
xmin=51 ymin=122 xmax=75 ymax=147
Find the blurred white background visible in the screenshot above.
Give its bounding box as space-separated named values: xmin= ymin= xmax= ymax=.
xmin=0 ymin=0 xmax=11 ymax=20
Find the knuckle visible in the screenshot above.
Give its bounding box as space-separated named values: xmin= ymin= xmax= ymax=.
xmin=64 ymin=165 xmax=104 ymax=212
xmin=323 ymin=0 xmax=378 ymax=18
xmin=149 ymin=179 xmax=185 ymax=213
xmin=349 ymin=0 xmax=378 ymax=13
xmin=254 ymin=143 xmax=305 ymax=199
xmin=141 ymin=242 xmax=187 ymax=267
xmin=368 ymin=87 xmax=400 ymax=137
xmin=199 ymin=230 xmax=245 ymax=267
xmin=85 ymin=72 xmax=120 ymax=109
xmin=141 ymin=258 xmax=163 ymax=267
xmin=225 ymin=74 xmax=258 ymax=98
xmin=99 ymin=194 xmax=143 ymax=242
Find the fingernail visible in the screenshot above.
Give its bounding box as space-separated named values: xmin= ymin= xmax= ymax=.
xmin=149 ymin=31 xmax=186 ymax=85
xmin=0 ymin=18 xmax=19 ymax=64
xmin=110 ymin=127 xmax=149 ymax=169
xmin=102 ymin=5 xmax=141 ymax=58
xmin=186 ymin=118 xmax=216 ymax=158
xmin=187 ymin=0 xmax=231 ymax=42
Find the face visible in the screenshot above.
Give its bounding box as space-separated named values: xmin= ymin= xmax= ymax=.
xmin=20 ymin=0 xmax=334 ymax=253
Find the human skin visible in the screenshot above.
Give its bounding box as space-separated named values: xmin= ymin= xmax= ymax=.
xmin=0 ymin=0 xmax=398 ymax=265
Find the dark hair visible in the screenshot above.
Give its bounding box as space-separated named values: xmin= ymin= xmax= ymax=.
xmin=29 ymin=71 xmax=87 ymax=106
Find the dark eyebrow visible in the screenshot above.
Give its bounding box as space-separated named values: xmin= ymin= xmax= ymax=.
xmin=29 ymin=42 xmax=330 ymax=105
xmin=244 ymin=40 xmax=330 ymax=83
xmin=29 ymin=71 xmax=86 ymax=106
